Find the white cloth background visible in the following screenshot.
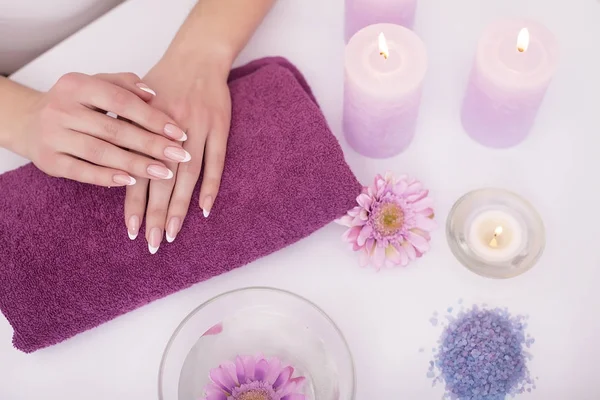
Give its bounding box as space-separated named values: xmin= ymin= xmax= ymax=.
xmin=0 ymin=0 xmax=123 ymax=75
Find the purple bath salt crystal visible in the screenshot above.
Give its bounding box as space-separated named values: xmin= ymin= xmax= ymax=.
xmin=428 ymin=305 xmax=535 ymax=400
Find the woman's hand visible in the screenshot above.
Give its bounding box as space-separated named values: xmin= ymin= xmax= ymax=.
xmin=14 ymin=72 xmax=190 ymax=187
xmin=124 ymin=56 xmax=232 ymax=252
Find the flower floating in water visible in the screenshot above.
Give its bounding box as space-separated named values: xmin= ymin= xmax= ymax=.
xmin=337 ymin=172 xmax=436 ymax=270
xmin=200 ymin=354 xmax=306 ymax=400
xmin=428 ymin=305 xmax=536 ymax=400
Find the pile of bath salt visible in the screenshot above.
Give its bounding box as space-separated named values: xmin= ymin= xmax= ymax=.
xmin=428 ymin=304 xmax=536 ymax=400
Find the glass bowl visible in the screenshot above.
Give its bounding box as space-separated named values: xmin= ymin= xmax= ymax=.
xmin=158 ymin=287 xmax=355 ymax=400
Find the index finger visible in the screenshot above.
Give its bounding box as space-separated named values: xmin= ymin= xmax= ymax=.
xmin=78 ymin=75 xmax=186 ymax=141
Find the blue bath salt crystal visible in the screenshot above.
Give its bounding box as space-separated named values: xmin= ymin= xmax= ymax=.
xmin=428 ymin=305 xmax=535 ymax=400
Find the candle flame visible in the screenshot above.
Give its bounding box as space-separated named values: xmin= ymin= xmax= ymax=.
xmin=489 ymin=226 xmax=503 ymax=248
xmin=517 ymin=28 xmax=530 ymax=53
xmin=378 ymin=32 xmax=389 ymax=60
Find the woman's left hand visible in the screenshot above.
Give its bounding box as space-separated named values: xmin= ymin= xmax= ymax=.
xmin=124 ymin=55 xmax=232 ymax=253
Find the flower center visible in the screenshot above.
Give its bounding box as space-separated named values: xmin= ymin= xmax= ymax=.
xmin=231 ymin=382 xmax=277 ymax=400
xmin=373 ymin=203 xmax=404 ymax=237
xmin=236 ymin=390 xmax=270 ymax=400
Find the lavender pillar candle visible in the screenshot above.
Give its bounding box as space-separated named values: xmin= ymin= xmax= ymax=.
xmin=461 ymin=19 xmax=559 ymax=148
xmin=343 ymin=23 xmax=427 ymax=158
xmin=345 ymin=0 xmax=418 ymax=43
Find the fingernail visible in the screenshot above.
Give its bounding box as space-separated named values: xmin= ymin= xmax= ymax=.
xmin=147 ymin=165 xmax=174 ymax=179
xmin=202 ymin=196 xmax=213 ymax=218
xmin=113 ymin=174 xmax=136 ymax=186
xmin=136 ymin=82 xmax=156 ymax=96
xmin=166 ymin=217 xmax=181 ymax=243
xmin=164 ymin=123 xmax=187 ymax=141
xmin=164 ymin=146 xmax=191 ymax=162
xmin=128 ymin=215 xmax=139 ymax=240
xmin=148 ymin=227 xmax=162 ymax=254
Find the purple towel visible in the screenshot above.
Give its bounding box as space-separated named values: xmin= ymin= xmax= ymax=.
xmin=0 ymin=57 xmax=361 ymax=353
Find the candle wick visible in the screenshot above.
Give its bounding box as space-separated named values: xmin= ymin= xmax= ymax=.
xmin=380 ymin=51 xmax=388 ymax=60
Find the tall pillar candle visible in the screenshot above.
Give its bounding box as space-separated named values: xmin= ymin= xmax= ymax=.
xmin=343 ymin=23 xmax=427 ymax=158
xmin=345 ymin=0 xmax=418 ymax=43
xmin=461 ymin=19 xmax=559 ymax=148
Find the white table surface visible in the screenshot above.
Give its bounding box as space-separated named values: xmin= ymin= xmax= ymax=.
xmin=2 ymin=0 xmax=600 ymax=399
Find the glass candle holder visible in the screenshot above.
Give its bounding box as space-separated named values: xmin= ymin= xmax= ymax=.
xmin=159 ymin=287 xmax=355 ymax=400
xmin=446 ymin=188 xmax=545 ymax=279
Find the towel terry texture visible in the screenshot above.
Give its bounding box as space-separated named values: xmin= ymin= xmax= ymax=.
xmin=0 ymin=57 xmax=361 ymax=353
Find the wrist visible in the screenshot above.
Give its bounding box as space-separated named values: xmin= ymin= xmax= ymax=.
xmin=0 ymin=78 xmax=41 ymax=158
xmin=162 ymin=37 xmax=234 ymax=81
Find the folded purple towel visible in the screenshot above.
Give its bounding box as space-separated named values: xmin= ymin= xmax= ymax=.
xmin=0 ymin=57 xmax=361 ymax=353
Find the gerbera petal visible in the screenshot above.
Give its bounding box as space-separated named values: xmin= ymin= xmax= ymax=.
xmin=373 ymin=244 xmax=386 ymax=270
xmin=254 ymin=359 xmax=269 ymax=382
xmin=351 ymin=214 xmax=367 ymax=226
xmin=336 ymin=215 xmax=354 ymax=227
xmin=359 ymin=248 xmax=370 ymax=267
xmin=235 ymin=356 xmax=246 ymax=384
xmin=406 ymin=190 xmax=428 ymax=203
xmin=415 ymin=214 xmax=438 ymax=231
xmin=273 ymin=366 xmax=294 ymax=390
xmin=393 ymin=180 xmax=408 ymax=195
xmin=265 ymin=357 xmax=282 ymax=384
xmin=411 ymin=196 xmax=434 ymax=211
xmin=356 ymin=193 xmax=372 ymax=209
xmin=242 ymin=355 xmax=256 ymax=381
xmin=347 ymin=207 xmax=361 ymax=217
xmin=359 ymin=208 xmax=369 ymax=220
xmin=204 ymin=383 xmax=227 ymax=400
xmin=352 ymin=242 xmax=363 ymax=251
xmin=277 ymin=376 xmax=306 ymax=397
xmin=407 ymin=231 xmax=431 ymax=253
xmin=400 ymin=241 xmax=417 ymax=260
xmin=356 ymin=224 xmax=373 ymax=246
xmin=385 ymin=245 xmax=402 ymax=265
xmin=405 ymin=181 xmax=424 ymax=195
xmin=209 ymin=366 xmax=236 ymax=394
xmin=282 ymin=395 xmax=306 ymax=400
xmin=342 ymin=226 xmax=362 ymax=243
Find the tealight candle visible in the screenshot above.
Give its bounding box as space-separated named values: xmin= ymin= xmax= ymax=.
xmin=343 ymin=23 xmax=427 ymax=158
xmin=345 ymin=0 xmax=418 ymax=43
xmin=467 ymin=209 xmax=525 ymax=262
xmin=461 ymin=19 xmax=559 ymax=148
xmin=446 ymin=188 xmax=545 ymax=279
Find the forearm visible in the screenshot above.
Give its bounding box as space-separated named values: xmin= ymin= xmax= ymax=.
xmin=163 ymin=0 xmax=276 ymax=77
xmin=0 ymin=77 xmax=40 ymax=156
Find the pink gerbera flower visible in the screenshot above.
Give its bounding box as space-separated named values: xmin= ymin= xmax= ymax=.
xmin=200 ymin=354 xmax=305 ymax=400
xmin=337 ymin=172 xmax=436 ymax=270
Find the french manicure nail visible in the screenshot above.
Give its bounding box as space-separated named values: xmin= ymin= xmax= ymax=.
xmin=147 ymin=165 xmax=174 ymax=179
xmin=202 ymin=196 xmax=213 ymax=218
xmin=166 ymin=217 xmax=181 ymax=243
xmin=136 ymin=82 xmax=156 ymax=96
xmin=128 ymin=215 xmax=139 ymax=240
xmin=113 ymin=174 xmax=136 ymax=186
xmin=148 ymin=227 xmax=162 ymax=254
xmin=164 ymin=146 xmax=191 ymax=162
xmin=164 ymin=123 xmax=187 ymax=141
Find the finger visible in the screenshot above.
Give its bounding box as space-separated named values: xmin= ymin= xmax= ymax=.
xmin=70 ymin=108 xmax=191 ymax=163
xmin=94 ymin=72 xmax=156 ymax=102
xmin=75 ymin=74 xmax=187 ymax=141
xmin=199 ymin=118 xmax=229 ymax=217
xmin=165 ymin=132 xmax=207 ymax=243
xmin=145 ymin=161 xmax=178 ymax=254
xmin=124 ymin=177 xmax=149 ymax=241
xmin=63 ymin=130 xmax=176 ymax=180
xmin=52 ymin=155 xmax=136 ymax=187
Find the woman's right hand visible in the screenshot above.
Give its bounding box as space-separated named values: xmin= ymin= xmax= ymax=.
xmin=14 ymin=72 xmax=191 ymax=187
